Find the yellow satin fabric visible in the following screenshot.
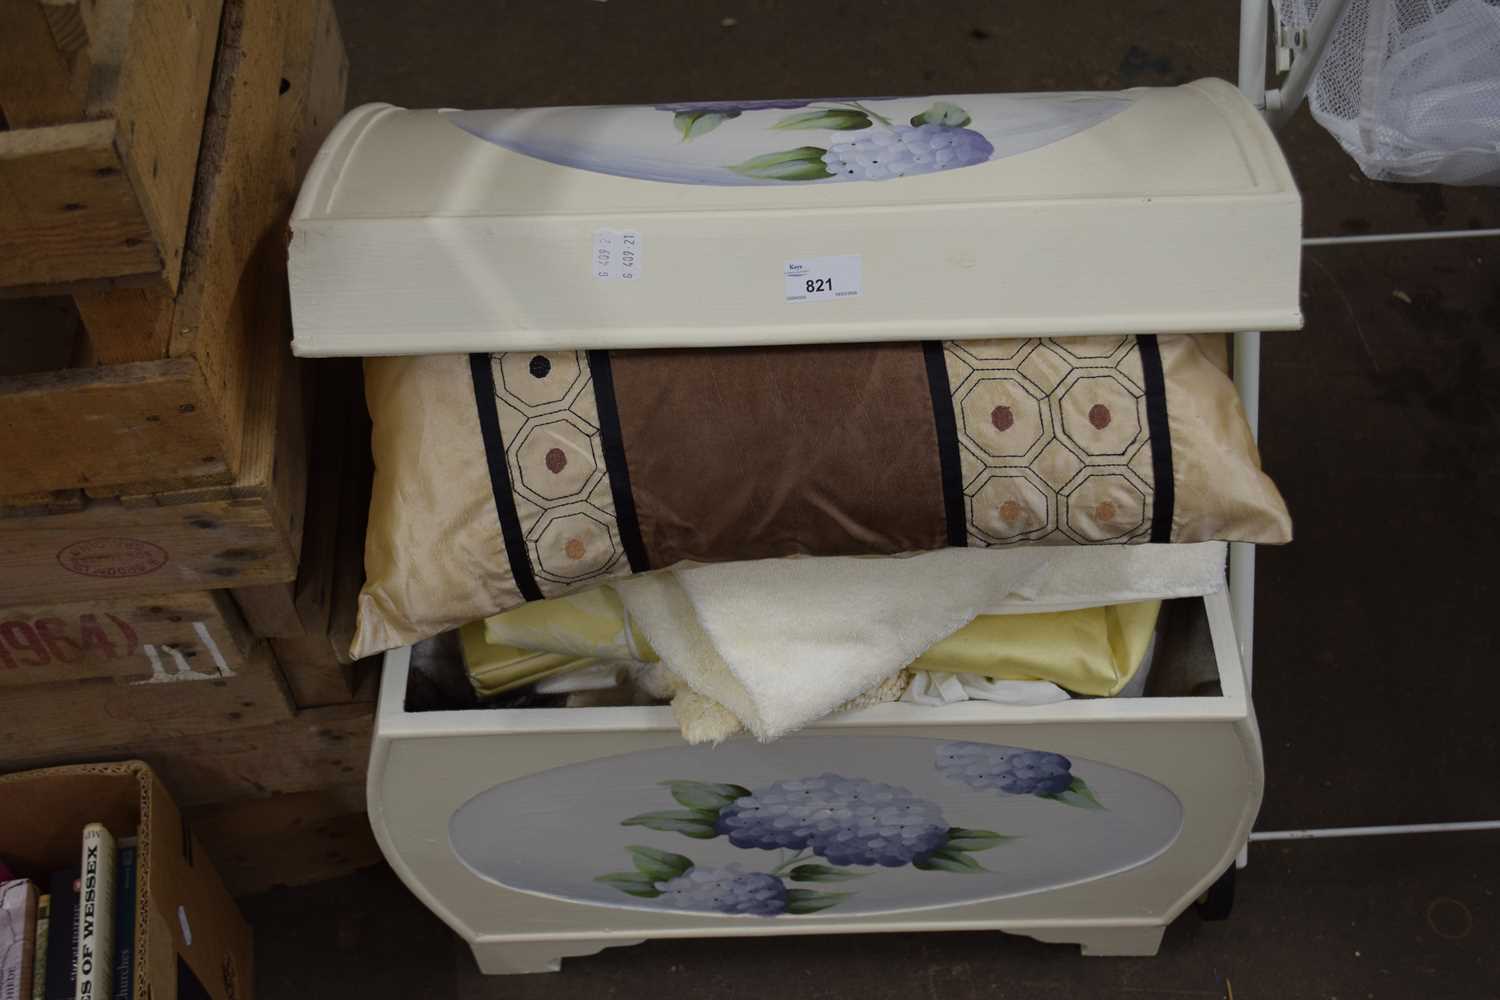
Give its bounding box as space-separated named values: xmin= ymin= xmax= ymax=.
xmin=906 ymin=601 xmax=1160 ymax=695
xmin=459 ymin=622 xmax=599 ymax=695
xmin=482 ymin=585 xmax=651 ymax=661
xmin=464 ymin=588 xmax=1158 ymax=698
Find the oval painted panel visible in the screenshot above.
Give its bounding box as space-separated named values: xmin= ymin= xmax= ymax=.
xmin=449 ymin=736 xmax=1182 ymax=919
xmin=444 ymin=93 xmax=1129 ymax=187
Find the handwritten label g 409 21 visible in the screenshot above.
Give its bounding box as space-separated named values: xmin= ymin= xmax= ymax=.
xmin=593 ymin=229 xmax=642 ymax=281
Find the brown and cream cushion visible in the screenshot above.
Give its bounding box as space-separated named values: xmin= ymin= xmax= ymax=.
xmin=353 ymin=335 xmax=1288 ymax=657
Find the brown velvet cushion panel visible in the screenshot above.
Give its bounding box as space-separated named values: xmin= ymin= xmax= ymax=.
xmin=352 ymin=335 xmax=1290 ymax=658
xmin=610 ymin=342 xmax=948 ymax=566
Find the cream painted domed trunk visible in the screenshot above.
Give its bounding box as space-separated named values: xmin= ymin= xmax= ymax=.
xmin=367 ymin=591 xmax=1260 ymax=974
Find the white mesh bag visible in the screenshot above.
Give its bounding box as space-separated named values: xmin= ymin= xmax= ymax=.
xmin=1283 ymin=0 xmax=1500 ymax=185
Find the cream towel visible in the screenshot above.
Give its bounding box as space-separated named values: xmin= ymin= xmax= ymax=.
xmin=613 ymin=543 xmax=1224 ymax=741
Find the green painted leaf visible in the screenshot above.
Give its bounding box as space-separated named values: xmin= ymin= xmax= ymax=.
xmin=784 ymin=890 xmax=854 ymax=914
xmin=944 ymin=827 xmax=1014 ymax=852
xmin=627 ymin=845 xmax=694 ymax=881
xmin=1040 ymin=778 xmax=1105 ymax=810
xmin=728 ymin=147 xmax=834 ymax=181
xmin=1068 ymin=777 xmax=1104 ymax=807
xmin=788 ymin=864 xmax=868 ymax=883
xmin=772 ymin=109 xmax=872 ymax=131
xmin=910 ymin=101 xmax=971 ymax=127
xmin=934 ymin=845 xmax=988 ymax=865
xmin=621 ymin=810 xmax=720 ymax=838
xmin=661 ymin=780 xmax=748 ymax=812
xmin=595 ymin=872 xmax=662 ymax=898
xmin=915 ymin=849 xmax=988 ymax=874
xmin=674 ymin=110 xmax=736 ymax=141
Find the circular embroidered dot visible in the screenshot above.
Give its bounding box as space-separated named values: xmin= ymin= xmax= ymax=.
xmin=545 ymin=447 xmax=568 ymax=473
xmin=528 ymin=355 xmax=551 ymax=379
xmin=1088 ymin=403 xmax=1112 ymax=429
xmin=564 ymin=537 xmax=586 ymax=560
xmin=999 ymin=499 xmax=1024 ymax=523
xmin=990 ymin=405 xmax=1014 ymax=432
xmin=1095 ymin=500 xmax=1118 ymax=522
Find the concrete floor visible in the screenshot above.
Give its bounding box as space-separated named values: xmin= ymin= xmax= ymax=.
xmin=245 ymin=1 xmax=1500 ymax=996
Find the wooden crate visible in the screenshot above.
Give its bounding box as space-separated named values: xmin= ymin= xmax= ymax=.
xmin=270 ymin=635 xmax=379 ymax=710
xmin=327 ymin=365 xmax=374 ymax=665
xmin=0 ymin=700 xmax=375 ymax=806
xmin=271 ymin=635 xmax=360 ymax=708
xmin=232 ymin=357 xmax=360 ymax=639
xmin=0 ymin=0 xmax=225 ymax=292
xmin=0 ymin=640 xmax=294 ymax=760
xmin=0 ymin=291 xmax=307 ymax=603
xmin=234 ymin=357 xmax=378 ymax=708
xmin=188 ymin=785 xmax=383 ymax=895
xmin=0 ymin=0 xmax=348 ymax=496
xmin=0 ymin=0 xmax=351 ymax=602
xmin=0 ymin=589 xmax=256 ymax=685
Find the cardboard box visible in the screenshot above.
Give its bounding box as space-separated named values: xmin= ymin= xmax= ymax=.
xmin=0 ymin=761 xmax=254 ymax=1000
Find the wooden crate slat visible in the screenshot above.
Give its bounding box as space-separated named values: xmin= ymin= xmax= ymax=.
xmin=349 ymin=659 xmax=379 ymax=702
xmin=1 ymin=270 xmax=305 ymax=546
xmin=40 ymin=0 xmax=93 ymax=56
xmin=0 ymin=489 xmax=86 ymax=514
xmin=162 ymin=0 xmax=287 ymax=486
xmin=52 ymin=0 xmax=342 ymax=373
xmin=0 ymin=120 xmax=159 ymax=288
xmin=226 ymin=0 xmax=351 ymax=638
xmin=0 ymin=701 xmax=374 ymax=806
xmin=106 ymin=0 xmax=223 ymax=289
xmin=157 ymin=701 xmax=373 ymax=806
xmin=328 ymin=364 xmax=372 ymax=664
xmin=230 ymin=583 xmax=304 ymax=638
xmin=0 ymin=640 xmax=293 ymax=759
xmin=230 ymin=354 xmax=355 ymax=638
xmin=188 ymin=786 xmax=381 ymax=895
xmin=73 ymin=285 xmax=175 ymax=363
xmin=270 ymin=633 xmax=356 ymax=708
xmin=0 ymin=0 xmax=91 ymax=126
xmin=0 ymin=488 xmax=299 ymax=605
xmin=0 ymin=0 xmax=223 ymax=292
xmin=277 ymin=0 xmax=348 ymax=197
xmin=0 ymin=356 xmax=230 ymax=493
xmin=0 ymin=589 xmax=255 ymax=686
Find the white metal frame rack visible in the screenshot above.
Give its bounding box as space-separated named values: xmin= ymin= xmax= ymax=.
xmin=1235 ymin=0 xmax=1500 ymax=850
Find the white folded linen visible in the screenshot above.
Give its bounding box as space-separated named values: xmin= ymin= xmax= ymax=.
xmin=613 ymin=543 xmax=1223 ymax=741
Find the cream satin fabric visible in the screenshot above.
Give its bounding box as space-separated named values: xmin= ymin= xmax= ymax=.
xmin=464 ymin=586 xmax=1159 ymax=699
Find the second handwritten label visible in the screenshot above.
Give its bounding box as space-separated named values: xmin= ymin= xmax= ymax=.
xmin=593 ymin=229 xmax=643 ymax=281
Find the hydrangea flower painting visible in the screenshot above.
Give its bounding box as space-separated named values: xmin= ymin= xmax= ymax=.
xmin=443 ymin=93 xmax=1129 ymax=186
xmin=595 ymin=750 xmax=1103 ymax=917
xmin=447 ymin=736 xmax=1183 ymax=918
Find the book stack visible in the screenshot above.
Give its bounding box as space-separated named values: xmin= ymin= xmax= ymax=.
xmin=0 ymin=825 xmax=137 ymax=1000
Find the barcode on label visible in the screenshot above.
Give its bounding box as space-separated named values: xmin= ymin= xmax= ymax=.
xmin=593 ymin=228 xmax=642 ymax=280
xmin=785 ymin=255 xmax=861 ymax=303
